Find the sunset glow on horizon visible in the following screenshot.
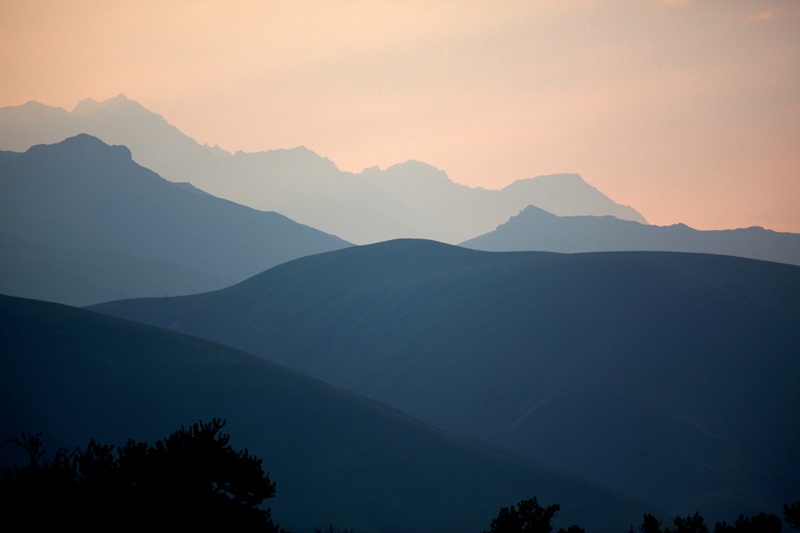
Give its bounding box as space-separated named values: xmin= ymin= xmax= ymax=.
xmin=2 ymin=0 xmax=798 ymax=232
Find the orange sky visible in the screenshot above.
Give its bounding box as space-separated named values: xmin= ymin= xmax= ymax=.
xmin=2 ymin=0 xmax=798 ymax=232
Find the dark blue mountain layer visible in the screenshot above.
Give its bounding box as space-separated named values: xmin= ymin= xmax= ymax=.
xmin=90 ymin=240 xmax=800 ymax=521
xmin=461 ymin=205 xmax=800 ymax=266
xmin=0 ymin=293 xmax=661 ymax=532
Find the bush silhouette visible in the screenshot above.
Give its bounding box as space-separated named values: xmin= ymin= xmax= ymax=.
xmin=713 ymin=512 xmax=783 ymax=532
xmin=483 ymin=497 xmax=584 ymax=533
xmin=638 ymin=509 xmax=789 ymax=533
xmin=786 ymin=501 xmax=800 ymax=530
xmin=0 ymin=419 xmax=281 ymax=531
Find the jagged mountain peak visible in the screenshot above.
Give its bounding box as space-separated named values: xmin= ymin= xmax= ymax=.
xmin=0 ymin=135 xmax=351 ymax=291
xmin=363 ymin=160 xmax=457 ymax=193
xmin=518 ymin=204 xmax=559 ymax=216
xmin=505 ymin=172 xmax=588 ymax=190
xmin=0 ymin=96 xmax=650 ymax=242
xmin=235 ymin=144 xmax=342 ymax=172
xmin=72 ymin=93 xmax=134 ymax=114
xmin=12 ymin=100 xmax=65 ymax=112
xmin=26 ymin=133 xmax=132 ymax=162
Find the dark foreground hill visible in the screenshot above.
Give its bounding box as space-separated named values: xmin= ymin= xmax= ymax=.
xmin=461 ymin=205 xmax=800 ymax=266
xmin=0 ymin=294 xmax=660 ymax=532
xmin=90 ymin=240 xmax=800 ymax=521
xmin=0 ymin=135 xmax=350 ymax=305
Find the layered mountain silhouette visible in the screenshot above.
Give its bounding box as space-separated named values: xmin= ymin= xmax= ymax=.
xmin=0 ymin=134 xmax=350 ymax=305
xmin=0 ymin=96 xmax=646 ymax=244
xmin=0 ymin=232 xmax=231 ymax=306
xmin=90 ymin=240 xmax=800 ymax=521
xmin=461 ymin=205 xmax=800 ymax=266
xmin=0 ymin=293 xmax=662 ymax=532
xmin=358 ymin=162 xmax=646 ymax=244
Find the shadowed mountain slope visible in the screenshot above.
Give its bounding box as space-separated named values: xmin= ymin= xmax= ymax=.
xmin=461 ymin=205 xmax=800 ymax=266
xmin=0 ymin=96 xmax=646 ymax=244
xmin=0 ymin=135 xmax=350 ymax=304
xmin=90 ymin=240 xmax=800 ymax=521
xmin=0 ymin=232 xmax=231 ymax=306
xmin=0 ymin=293 xmax=661 ymax=533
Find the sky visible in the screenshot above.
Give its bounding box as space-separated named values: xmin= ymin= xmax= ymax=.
xmin=1 ymin=0 xmax=798 ymax=232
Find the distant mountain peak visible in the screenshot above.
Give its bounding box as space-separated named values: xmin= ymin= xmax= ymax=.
xmin=288 ymin=145 xmax=337 ymax=164
xmin=391 ymin=159 xmax=447 ymax=174
xmin=237 ymin=145 xmax=342 ymax=172
xmin=501 ymin=173 xmax=648 ymax=225
xmin=0 ymin=100 xmax=69 ymax=120
xmin=72 ymin=94 xmax=135 ymax=115
xmin=0 ymin=95 xmax=650 ymax=242
xmin=16 ymin=100 xmax=63 ymax=111
xmin=202 ymin=143 xmax=232 ymax=158
xmin=375 ymin=160 xmax=454 ymax=186
xmin=516 ymin=204 xmax=560 ymax=218
xmin=511 ymin=172 xmax=587 ymax=188
xmin=26 ymin=133 xmax=132 ymax=161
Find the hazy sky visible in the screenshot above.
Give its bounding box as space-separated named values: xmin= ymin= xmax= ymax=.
xmin=2 ymin=0 xmax=798 ymax=232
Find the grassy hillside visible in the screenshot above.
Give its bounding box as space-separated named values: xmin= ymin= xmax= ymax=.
xmin=91 ymin=240 xmax=800 ymax=521
xmin=0 ymin=293 xmax=660 ymax=532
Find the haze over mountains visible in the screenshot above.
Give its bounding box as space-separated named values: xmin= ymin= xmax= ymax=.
xmin=0 ymin=294 xmax=663 ymax=532
xmin=90 ymin=239 xmax=800 ymax=522
xmin=0 ymin=95 xmax=646 ymax=244
xmin=462 ymin=205 xmax=800 ymax=267
xmin=0 ymin=232 xmax=230 ymax=307
xmin=2 ymin=91 xmax=798 ymax=530
xmin=0 ymin=134 xmax=349 ymax=305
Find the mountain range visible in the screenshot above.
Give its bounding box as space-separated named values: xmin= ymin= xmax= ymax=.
xmin=89 ymin=239 xmax=800 ymax=522
xmin=0 ymin=134 xmax=350 ymax=305
xmin=0 ymin=293 xmax=662 ymax=532
xmin=0 ymin=95 xmax=646 ymax=244
xmin=461 ymin=205 xmax=800 ymax=266
xmin=3 ymin=93 xmax=798 ymax=529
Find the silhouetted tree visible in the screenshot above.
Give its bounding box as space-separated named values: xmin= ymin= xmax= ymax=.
xmin=713 ymin=512 xmax=782 ymax=533
xmin=0 ymin=419 xmax=282 ymax=531
xmin=639 ymin=510 xmax=786 ymax=533
xmin=786 ymin=501 xmax=800 ymax=530
xmin=670 ymin=512 xmax=708 ymax=533
xmin=484 ymin=497 xmax=584 ymax=533
xmin=639 ymin=514 xmax=665 ymax=533
xmin=314 ymin=526 xmax=354 ymax=533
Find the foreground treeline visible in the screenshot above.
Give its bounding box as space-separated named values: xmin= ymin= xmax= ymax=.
xmin=1 ymin=421 xmax=797 ymax=533
xmin=635 ymin=507 xmax=798 ymax=533
xmin=483 ymin=498 xmax=800 ymax=533
xmin=0 ymin=420 xmax=284 ymax=531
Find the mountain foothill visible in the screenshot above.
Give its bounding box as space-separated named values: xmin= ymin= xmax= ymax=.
xmin=90 ymin=239 xmax=800 ymax=525
xmin=0 ymin=293 xmax=664 ymax=532
xmin=461 ymin=205 xmax=800 ymax=267
xmin=1 ymin=95 xmax=799 ymax=532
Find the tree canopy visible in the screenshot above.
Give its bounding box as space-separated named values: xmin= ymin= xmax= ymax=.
xmin=483 ymin=497 xmax=584 ymax=533
xmin=637 ymin=509 xmax=795 ymax=533
xmin=0 ymin=419 xmax=281 ymax=531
